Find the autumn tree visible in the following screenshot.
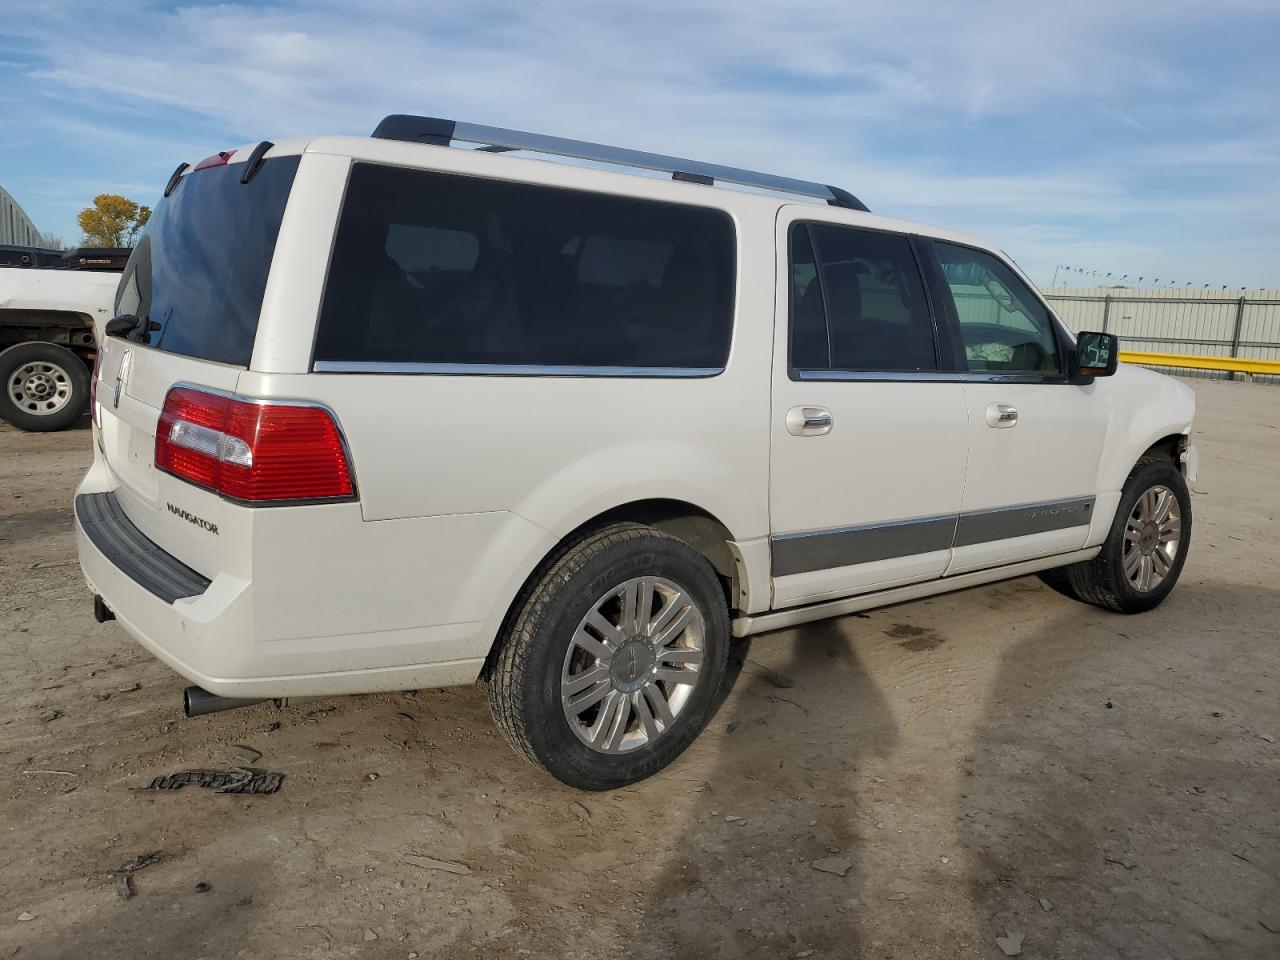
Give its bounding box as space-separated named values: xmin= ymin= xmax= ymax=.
xmin=77 ymin=195 xmax=151 ymax=248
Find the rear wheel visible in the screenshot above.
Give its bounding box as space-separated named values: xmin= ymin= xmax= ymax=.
xmin=487 ymin=523 xmax=730 ymax=790
xmin=0 ymin=342 xmax=90 ymax=432
xmin=1039 ymin=458 xmax=1191 ymax=613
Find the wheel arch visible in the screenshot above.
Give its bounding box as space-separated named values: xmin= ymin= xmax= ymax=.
xmin=583 ymin=498 xmax=736 ymax=581
xmin=1096 ymin=366 xmax=1195 ymax=494
xmin=1136 ymin=432 xmax=1187 ymax=468
xmin=480 ymin=497 xmax=748 ymax=677
xmin=1087 ymin=428 xmax=1192 ymax=551
xmin=0 ymin=308 xmax=98 ymax=360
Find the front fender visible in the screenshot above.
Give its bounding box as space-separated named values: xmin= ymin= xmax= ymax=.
xmin=1096 ymin=364 xmax=1195 ymax=492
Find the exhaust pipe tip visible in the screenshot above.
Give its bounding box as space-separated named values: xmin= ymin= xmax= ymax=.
xmin=183 ymin=686 xmax=270 ymax=718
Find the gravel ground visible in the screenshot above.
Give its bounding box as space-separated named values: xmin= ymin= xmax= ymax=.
xmin=1 ymin=377 xmax=1277 ymax=960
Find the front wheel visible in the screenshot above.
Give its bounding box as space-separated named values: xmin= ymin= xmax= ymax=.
xmin=1039 ymin=458 xmax=1192 ymax=613
xmin=486 ymin=523 xmax=730 ymax=790
xmin=0 ymin=342 xmax=91 ymax=432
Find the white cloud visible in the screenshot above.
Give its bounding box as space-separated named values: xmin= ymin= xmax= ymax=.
xmin=6 ymin=0 xmax=1278 ymax=286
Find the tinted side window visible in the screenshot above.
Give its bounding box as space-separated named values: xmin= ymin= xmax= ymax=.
xmin=385 ymin=224 xmax=478 ymax=273
xmin=789 ymin=225 xmax=828 ymax=368
xmin=789 ymin=223 xmax=937 ymax=373
xmin=315 ymin=164 xmax=736 ymax=371
xmin=933 ymin=242 xmax=1062 ymax=375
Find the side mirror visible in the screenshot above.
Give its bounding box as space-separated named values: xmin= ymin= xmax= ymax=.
xmin=1072 ymin=331 xmax=1118 ymax=378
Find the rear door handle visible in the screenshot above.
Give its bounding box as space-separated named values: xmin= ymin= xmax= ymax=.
xmin=786 ymin=406 xmax=833 ymax=437
xmin=985 ymin=403 xmax=1018 ymax=428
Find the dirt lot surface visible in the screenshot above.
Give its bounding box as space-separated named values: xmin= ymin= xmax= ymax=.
xmin=1 ymin=378 xmax=1277 ymax=960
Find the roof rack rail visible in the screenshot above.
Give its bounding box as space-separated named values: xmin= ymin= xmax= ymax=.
xmin=371 ymin=115 xmax=869 ymax=212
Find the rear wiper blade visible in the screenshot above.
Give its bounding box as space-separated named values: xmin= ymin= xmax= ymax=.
xmin=104 ymin=314 xmax=142 ymax=338
xmin=104 ymin=314 xmax=160 ymax=342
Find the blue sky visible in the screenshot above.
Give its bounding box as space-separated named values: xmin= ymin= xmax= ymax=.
xmin=2 ymin=0 xmax=1277 ymax=288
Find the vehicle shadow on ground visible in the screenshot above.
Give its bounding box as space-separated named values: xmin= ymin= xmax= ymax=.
xmin=0 ymin=413 xmax=93 ymax=434
xmin=9 ymin=853 xmax=276 ymax=960
xmin=627 ymin=617 xmax=898 ymax=959
xmin=957 ymin=580 xmax=1280 ymax=959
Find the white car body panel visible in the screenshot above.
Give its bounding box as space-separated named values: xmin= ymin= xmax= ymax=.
xmin=75 ymin=134 xmax=1197 ymax=701
xmin=0 ymin=266 xmax=118 ymax=341
xmin=946 ymin=380 xmax=1108 ymax=574
xmin=769 ymin=206 xmax=969 ymax=606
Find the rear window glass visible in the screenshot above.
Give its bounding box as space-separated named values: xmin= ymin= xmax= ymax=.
xmin=314 ymin=164 xmax=736 ymax=371
xmin=114 ymin=156 xmax=299 ymax=366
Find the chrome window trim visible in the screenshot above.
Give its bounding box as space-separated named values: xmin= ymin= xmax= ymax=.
xmin=791 ymin=369 xmax=1074 ymax=385
xmin=792 ymin=369 xmax=961 ymax=383
xmin=956 ymin=372 xmax=1074 ymax=385
xmin=310 ymin=361 xmax=723 ymax=378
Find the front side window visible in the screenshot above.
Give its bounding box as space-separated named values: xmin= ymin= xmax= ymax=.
xmin=932 ymin=242 xmax=1062 ymax=375
xmin=314 ymin=164 xmax=736 ymax=371
xmin=789 ymin=223 xmax=937 ymax=373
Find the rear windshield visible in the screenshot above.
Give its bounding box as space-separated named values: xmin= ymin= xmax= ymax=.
xmin=114 ymin=156 xmax=299 ymax=366
xmin=313 ymin=163 xmax=736 ymax=372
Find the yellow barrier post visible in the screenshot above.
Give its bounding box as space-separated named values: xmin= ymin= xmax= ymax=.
xmin=1118 ymin=351 xmax=1280 ymax=379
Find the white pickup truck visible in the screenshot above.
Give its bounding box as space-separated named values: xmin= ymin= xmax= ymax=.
xmin=0 ymin=246 xmax=126 ymax=431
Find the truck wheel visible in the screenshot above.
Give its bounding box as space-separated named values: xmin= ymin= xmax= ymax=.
xmin=487 ymin=523 xmax=730 ymax=790
xmin=1039 ymin=458 xmax=1191 ymax=614
xmin=0 ymin=342 xmax=90 ymax=432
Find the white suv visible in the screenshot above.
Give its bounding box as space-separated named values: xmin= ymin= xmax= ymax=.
xmin=76 ymin=116 xmax=1196 ymax=789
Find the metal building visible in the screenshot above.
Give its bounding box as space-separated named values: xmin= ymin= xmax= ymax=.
xmin=0 ymin=184 xmax=43 ymax=246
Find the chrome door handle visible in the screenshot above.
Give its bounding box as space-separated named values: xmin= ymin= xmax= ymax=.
xmin=985 ymin=403 xmax=1018 ymax=428
xmin=786 ymin=405 xmax=833 ymax=437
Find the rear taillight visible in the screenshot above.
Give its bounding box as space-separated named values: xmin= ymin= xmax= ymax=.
xmin=90 ymin=352 xmax=101 ymax=428
xmin=155 ymin=387 xmax=355 ymax=504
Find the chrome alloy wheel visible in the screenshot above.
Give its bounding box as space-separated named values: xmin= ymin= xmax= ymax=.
xmin=560 ymin=576 xmax=706 ymax=754
xmin=8 ymin=360 xmax=73 ymax=416
xmin=1123 ymin=484 xmax=1182 ymax=592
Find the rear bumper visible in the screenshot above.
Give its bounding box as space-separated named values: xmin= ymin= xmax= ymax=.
xmin=74 ymin=476 xmax=493 ymax=699
xmin=76 ymin=493 xmax=211 ymax=603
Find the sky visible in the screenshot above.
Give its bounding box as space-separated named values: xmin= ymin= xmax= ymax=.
xmin=1 ymin=0 xmax=1277 ymax=289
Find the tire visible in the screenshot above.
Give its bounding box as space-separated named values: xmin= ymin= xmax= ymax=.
xmin=0 ymin=342 xmax=91 ymax=432
xmin=486 ymin=522 xmax=731 ymax=790
xmin=1038 ymin=457 xmax=1191 ymax=613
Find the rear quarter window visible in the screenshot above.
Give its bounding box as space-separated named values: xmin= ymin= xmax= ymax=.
xmin=313 ymin=164 xmax=737 ymax=372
